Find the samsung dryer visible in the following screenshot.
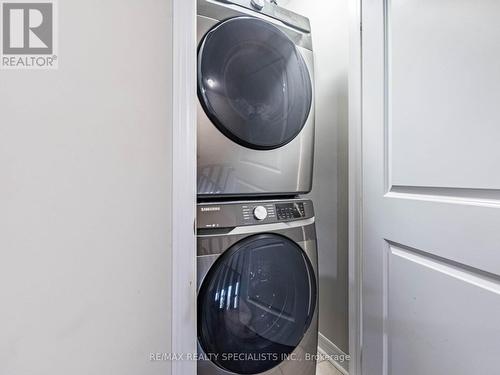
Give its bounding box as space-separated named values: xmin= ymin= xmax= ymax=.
xmin=197 ymin=198 xmax=318 ymax=375
xmin=197 ymin=0 xmax=315 ymax=197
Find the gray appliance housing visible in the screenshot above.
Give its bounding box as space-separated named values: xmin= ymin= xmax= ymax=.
xmin=197 ymin=199 xmax=319 ymax=375
xmin=197 ymin=0 xmax=315 ymax=197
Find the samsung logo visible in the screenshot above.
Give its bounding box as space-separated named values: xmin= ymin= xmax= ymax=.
xmin=201 ymin=207 xmax=220 ymax=212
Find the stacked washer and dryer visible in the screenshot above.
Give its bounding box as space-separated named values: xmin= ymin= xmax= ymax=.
xmin=196 ymin=1 xmax=318 ymax=374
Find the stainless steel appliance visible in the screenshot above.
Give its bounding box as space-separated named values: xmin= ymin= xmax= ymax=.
xmin=197 ymin=198 xmax=319 ymax=375
xmin=197 ymin=0 xmax=315 ymax=197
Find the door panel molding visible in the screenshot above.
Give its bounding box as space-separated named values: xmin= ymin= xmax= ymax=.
xmin=385 ymin=242 xmax=500 ymax=375
xmin=383 ymin=0 xmax=392 ymax=194
xmin=384 ymin=0 xmax=500 ymax=191
xmin=388 ymin=242 xmax=500 ymax=294
xmin=387 ymin=186 xmax=500 ymax=207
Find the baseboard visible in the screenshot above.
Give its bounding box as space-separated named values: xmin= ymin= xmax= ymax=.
xmin=317 ymin=333 xmax=350 ymax=375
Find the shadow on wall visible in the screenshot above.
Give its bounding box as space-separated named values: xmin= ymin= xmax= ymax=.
xmin=284 ymin=0 xmax=350 ymax=354
xmin=313 ymin=74 xmax=349 ymax=354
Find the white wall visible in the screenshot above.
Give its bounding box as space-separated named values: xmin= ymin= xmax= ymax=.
xmin=0 ymin=1 xmax=174 ymax=374
xmin=283 ymin=0 xmax=350 ymax=353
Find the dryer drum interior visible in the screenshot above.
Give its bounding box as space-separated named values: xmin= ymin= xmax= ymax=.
xmin=197 ymin=16 xmax=313 ymax=150
xmin=198 ymin=233 xmax=317 ymax=374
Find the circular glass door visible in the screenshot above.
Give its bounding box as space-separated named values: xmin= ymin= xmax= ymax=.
xmin=198 ymin=234 xmax=317 ymax=374
xmin=198 ymin=17 xmax=313 ymax=150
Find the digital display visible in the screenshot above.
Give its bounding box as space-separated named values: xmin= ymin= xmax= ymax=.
xmin=276 ymin=202 xmax=305 ymax=220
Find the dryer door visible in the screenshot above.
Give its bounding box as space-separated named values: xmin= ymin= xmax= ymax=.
xmin=198 ymin=17 xmax=313 ymax=150
xmin=198 ymin=233 xmax=317 ymax=374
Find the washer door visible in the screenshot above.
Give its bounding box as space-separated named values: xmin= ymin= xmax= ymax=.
xmin=198 ymin=233 xmax=317 ymax=374
xmin=198 ymin=17 xmax=313 ymax=150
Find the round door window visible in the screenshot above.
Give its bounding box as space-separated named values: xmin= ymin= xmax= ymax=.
xmin=198 ymin=233 xmax=317 ymax=374
xmin=198 ymin=17 xmax=313 ymax=150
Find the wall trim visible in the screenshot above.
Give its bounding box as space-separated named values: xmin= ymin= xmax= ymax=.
xmin=171 ymin=0 xmax=197 ymax=374
xmin=348 ymin=0 xmax=363 ymax=374
xmin=318 ymin=333 xmax=350 ymax=375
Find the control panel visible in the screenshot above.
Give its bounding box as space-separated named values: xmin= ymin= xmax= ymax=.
xmin=214 ymin=0 xmax=312 ymax=33
xmin=276 ymin=202 xmax=306 ymax=220
xmin=197 ymin=199 xmax=314 ymax=229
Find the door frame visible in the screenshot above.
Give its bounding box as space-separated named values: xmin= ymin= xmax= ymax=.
xmin=170 ymin=1 xmax=366 ymax=374
xmin=171 ymin=0 xmax=197 ymax=374
xmin=348 ymin=0 xmax=363 ymax=374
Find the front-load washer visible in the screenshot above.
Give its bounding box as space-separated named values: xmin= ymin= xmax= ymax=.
xmin=197 ymin=198 xmax=318 ymax=375
xmin=197 ymin=0 xmax=315 ymax=197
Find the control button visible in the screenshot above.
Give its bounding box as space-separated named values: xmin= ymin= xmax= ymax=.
xmin=251 ymin=0 xmax=265 ymax=10
xmin=253 ymin=206 xmax=268 ymax=221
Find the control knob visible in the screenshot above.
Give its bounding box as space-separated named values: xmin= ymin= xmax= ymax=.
xmin=251 ymin=0 xmax=265 ymax=11
xmin=253 ymin=206 xmax=268 ymax=221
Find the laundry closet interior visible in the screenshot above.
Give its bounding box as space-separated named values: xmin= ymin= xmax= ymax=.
xmin=195 ymin=1 xmax=349 ymax=374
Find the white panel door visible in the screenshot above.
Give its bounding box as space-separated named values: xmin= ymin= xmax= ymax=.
xmin=361 ymin=0 xmax=500 ymax=374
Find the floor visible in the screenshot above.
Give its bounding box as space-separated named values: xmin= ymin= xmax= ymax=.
xmin=316 ymin=360 xmax=345 ymax=375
